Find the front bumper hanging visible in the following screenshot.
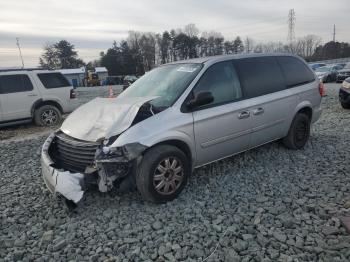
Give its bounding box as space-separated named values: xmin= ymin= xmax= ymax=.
xmin=41 ymin=132 xmax=147 ymax=203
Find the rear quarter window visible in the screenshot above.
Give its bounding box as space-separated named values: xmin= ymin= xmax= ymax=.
xmin=277 ymin=57 xmax=315 ymax=88
xmin=235 ymin=57 xmax=286 ymax=99
xmin=0 ymin=74 xmax=33 ymax=94
xmin=38 ymin=73 xmax=70 ymax=89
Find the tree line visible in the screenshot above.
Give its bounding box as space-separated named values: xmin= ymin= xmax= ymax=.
xmin=39 ymin=24 xmax=350 ymax=75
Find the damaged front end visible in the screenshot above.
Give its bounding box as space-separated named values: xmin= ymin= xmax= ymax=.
xmin=41 ymin=131 xmax=147 ymax=203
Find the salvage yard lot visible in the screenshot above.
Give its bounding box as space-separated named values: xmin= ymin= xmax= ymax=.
xmin=1 ymin=84 xmax=350 ymax=261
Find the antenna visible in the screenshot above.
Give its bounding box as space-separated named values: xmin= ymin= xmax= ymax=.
xmin=16 ymin=37 xmax=25 ymax=68
xmin=287 ymin=9 xmax=296 ymax=44
xmin=333 ymin=24 xmax=336 ymax=42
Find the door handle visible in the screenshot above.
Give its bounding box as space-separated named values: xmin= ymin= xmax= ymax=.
xmin=238 ymin=111 xmax=250 ymax=119
xmin=28 ymin=94 xmax=38 ymax=97
xmin=253 ymin=108 xmax=264 ymax=115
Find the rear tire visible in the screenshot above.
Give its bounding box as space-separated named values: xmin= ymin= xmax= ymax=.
xmin=282 ymin=113 xmax=311 ymax=150
xmin=136 ymin=145 xmax=190 ymax=203
xmin=341 ymin=102 xmax=350 ymax=109
xmin=34 ymin=105 xmax=61 ymax=126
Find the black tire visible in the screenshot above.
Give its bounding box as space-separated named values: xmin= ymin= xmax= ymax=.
xmin=136 ymin=145 xmax=190 ymax=203
xmin=341 ymin=102 xmax=350 ymax=109
xmin=325 ymin=76 xmax=331 ymax=83
xmin=34 ymin=105 xmax=61 ymax=126
xmin=282 ymin=113 xmax=311 ymax=150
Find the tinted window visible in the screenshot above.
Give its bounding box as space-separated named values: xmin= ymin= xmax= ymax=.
xmin=277 ymin=56 xmax=315 ymax=87
xmin=193 ymin=61 xmax=242 ymax=107
xmin=235 ymin=57 xmax=285 ymax=98
xmin=38 ymin=73 xmax=70 ymax=89
xmin=0 ymin=74 xmax=33 ymax=94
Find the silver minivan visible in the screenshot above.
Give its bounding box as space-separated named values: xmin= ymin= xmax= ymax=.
xmin=41 ymin=54 xmax=323 ymax=204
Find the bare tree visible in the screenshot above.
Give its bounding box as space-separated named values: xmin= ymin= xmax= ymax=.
xmin=184 ymin=23 xmax=199 ymax=38
xmin=298 ymin=35 xmax=322 ymax=58
xmin=244 ymin=37 xmax=254 ymax=53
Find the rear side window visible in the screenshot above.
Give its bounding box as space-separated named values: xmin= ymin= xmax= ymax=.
xmin=277 ymin=57 xmax=315 ymax=87
xmin=0 ymin=74 xmax=33 ymax=94
xmin=38 ymin=73 xmax=70 ymax=89
xmin=235 ymin=57 xmax=285 ymax=98
xmin=193 ymin=61 xmax=243 ymax=107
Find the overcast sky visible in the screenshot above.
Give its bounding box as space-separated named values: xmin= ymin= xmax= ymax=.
xmin=0 ymin=0 xmax=349 ymax=67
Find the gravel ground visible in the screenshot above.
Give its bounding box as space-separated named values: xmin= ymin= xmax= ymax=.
xmin=1 ymin=84 xmax=350 ymax=262
xmin=0 ymin=85 xmax=122 ymax=141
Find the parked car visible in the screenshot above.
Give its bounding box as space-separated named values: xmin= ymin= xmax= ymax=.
xmin=106 ymin=76 xmax=124 ymax=85
xmin=123 ymin=75 xmax=138 ymax=90
xmin=0 ymin=69 xmax=77 ymax=127
xmin=339 ymin=77 xmax=350 ymax=109
xmin=336 ymin=63 xmax=350 ymax=83
xmin=309 ymin=63 xmax=326 ymax=70
xmin=315 ymin=65 xmax=342 ymax=83
xmin=335 ymin=63 xmax=346 ymax=70
xmin=41 ymin=54 xmax=322 ymax=204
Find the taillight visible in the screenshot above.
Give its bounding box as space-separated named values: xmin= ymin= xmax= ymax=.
xmin=319 ymin=82 xmax=326 ymax=97
xmin=70 ymin=89 xmax=76 ymax=99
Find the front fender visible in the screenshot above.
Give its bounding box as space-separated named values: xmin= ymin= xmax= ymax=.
xmin=110 ymin=107 xmax=196 ymax=164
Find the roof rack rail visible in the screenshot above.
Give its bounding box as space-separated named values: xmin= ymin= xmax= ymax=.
xmin=0 ymin=68 xmax=46 ymax=73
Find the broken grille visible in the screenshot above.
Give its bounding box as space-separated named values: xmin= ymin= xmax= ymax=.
xmin=50 ymin=132 xmax=99 ymax=173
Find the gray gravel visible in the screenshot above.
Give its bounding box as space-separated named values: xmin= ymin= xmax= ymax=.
xmin=1 ymin=84 xmax=350 ymax=261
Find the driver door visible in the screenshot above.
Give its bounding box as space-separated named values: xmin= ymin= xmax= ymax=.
xmin=191 ymin=61 xmax=252 ymax=166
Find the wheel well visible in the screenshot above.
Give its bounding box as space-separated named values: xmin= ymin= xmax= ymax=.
xmin=32 ymin=100 xmax=63 ymax=116
xmin=297 ymin=107 xmax=312 ymax=120
xmin=153 ymin=140 xmax=192 ymax=165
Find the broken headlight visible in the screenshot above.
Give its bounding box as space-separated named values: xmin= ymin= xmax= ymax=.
xmin=101 ymin=146 xmax=124 ymax=157
xmin=103 ymin=135 xmax=119 ymax=147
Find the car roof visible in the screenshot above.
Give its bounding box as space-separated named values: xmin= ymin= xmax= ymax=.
xmin=0 ymin=68 xmax=61 ymax=73
xmin=166 ymin=53 xmax=303 ymax=66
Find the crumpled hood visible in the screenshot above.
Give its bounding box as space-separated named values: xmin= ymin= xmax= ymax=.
xmin=61 ymin=96 xmax=156 ymax=142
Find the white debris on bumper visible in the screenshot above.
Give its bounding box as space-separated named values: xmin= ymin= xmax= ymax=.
xmin=41 ymin=133 xmax=85 ymax=203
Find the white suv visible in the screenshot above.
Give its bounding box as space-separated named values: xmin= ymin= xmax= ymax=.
xmin=0 ymin=69 xmax=77 ymax=127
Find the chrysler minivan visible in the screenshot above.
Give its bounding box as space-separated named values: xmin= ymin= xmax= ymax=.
xmin=41 ymin=54 xmax=323 ymax=204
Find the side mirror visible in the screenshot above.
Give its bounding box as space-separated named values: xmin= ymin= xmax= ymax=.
xmin=187 ymin=91 xmax=214 ymax=110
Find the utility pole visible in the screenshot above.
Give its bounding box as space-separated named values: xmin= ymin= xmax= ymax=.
xmin=16 ymin=37 xmax=25 ymax=68
xmin=287 ymin=9 xmax=296 ymax=44
xmin=333 ymin=24 xmax=336 ymax=42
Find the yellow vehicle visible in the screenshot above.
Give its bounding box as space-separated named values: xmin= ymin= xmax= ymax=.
xmin=86 ymin=71 xmax=100 ymax=87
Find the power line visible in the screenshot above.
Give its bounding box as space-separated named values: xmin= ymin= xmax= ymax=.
xmin=287 ymin=9 xmax=296 ymax=43
xmin=16 ymin=38 xmax=25 ymax=68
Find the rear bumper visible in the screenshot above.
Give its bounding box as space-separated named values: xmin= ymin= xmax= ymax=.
xmin=339 ymin=88 xmax=350 ymax=104
xmin=64 ymin=99 xmax=79 ymax=114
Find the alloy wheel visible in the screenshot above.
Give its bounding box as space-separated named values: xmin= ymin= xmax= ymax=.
xmin=153 ymin=157 xmax=184 ymax=195
xmin=41 ymin=109 xmax=58 ymax=125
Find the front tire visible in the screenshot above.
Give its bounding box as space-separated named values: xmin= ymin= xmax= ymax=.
xmin=282 ymin=113 xmax=311 ymax=150
xmin=136 ymin=145 xmax=190 ymax=203
xmin=34 ymin=105 xmax=61 ymax=126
